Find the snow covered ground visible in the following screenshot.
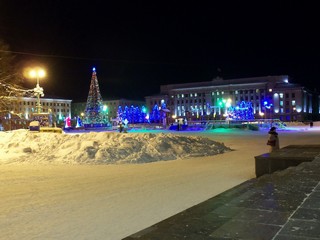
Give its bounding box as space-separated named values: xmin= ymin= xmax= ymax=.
xmin=1 ymin=125 xmax=320 ymax=240
xmin=0 ymin=130 xmax=231 ymax=164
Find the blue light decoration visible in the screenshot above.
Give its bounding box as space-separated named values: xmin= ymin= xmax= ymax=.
xmin=150 ymin=104 xmax=160 ymax=123
xmin=129 ymin=105 xmax=135 ymax=123
xmin=76 ymin=116 xmax=83 ymax=128
xmin=117 ymin=106 xmax=123 ymax=121
xmin=228 ymin=101 xmax=254 ymax=120
xmin=122 ymin=106 xmax=129 ymax=123
xmin=141 ymin=106 xmax=147 ymax=122
xmin=134 ymin=106 xmax=141 ymax=123
xmin=263 ymin=99 xmax=273 ymax=109
xmin=116 ymin=104 xmax=167 ymax=124
xmin=117 ymin=105 xmax=148 ymax=124
xmin=161 ymin=99 xmax=166 ymax=110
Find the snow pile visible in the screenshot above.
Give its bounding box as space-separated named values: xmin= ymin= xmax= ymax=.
xmin=0 ymin=130 xmax=231 ymax=164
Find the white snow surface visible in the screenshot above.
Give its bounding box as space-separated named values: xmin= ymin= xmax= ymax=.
xmin=1 ymin=125 xmax=320 ymax=240
xmin=0 ymin=130 xmax=230 ymax=164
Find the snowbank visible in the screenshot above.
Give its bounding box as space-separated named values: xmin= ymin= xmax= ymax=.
xmin=0 ymin=130 xmax=231 ymax=164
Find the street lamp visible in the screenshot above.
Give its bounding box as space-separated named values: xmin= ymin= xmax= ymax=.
xmin=29 ymin=68 xmax=46 ymax=113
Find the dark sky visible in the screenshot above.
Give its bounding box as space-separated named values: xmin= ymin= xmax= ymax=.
xmin=1 ymin=1 xmax=319 ymax=102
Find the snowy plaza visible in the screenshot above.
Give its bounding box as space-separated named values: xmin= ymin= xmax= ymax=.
xmin=1 ymin=124 xmax=320 ymax=240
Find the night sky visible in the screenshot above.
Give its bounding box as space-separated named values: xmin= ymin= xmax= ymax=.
xmin=1 ymin=1 xmax=319 ymax=102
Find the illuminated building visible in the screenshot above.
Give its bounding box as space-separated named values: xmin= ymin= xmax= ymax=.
xmin=146 ymin=75 xmax=319 ymax=121
xmin=0 ymin=96 xmax=72 ymax=130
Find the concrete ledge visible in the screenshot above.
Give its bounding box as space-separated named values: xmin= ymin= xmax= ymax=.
xmin=255 ymin=145 xmax=320 ymax=177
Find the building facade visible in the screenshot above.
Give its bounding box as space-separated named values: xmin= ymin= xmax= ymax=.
xmin=145 ymin=76 xmax=319 ymax=122
xmin=14 ymin=97 xmax=72 ymax=120
xmin=0 ymin=96 xmax=72 ymax=130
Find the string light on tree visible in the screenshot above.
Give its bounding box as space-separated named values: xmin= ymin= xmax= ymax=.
xmin=84 ymin=67 xmax=105 ymax=125
xmin=228 ymin=101 xmax=254 ymax=120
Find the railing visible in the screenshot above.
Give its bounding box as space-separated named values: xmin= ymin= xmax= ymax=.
xmin=201 ymin=119 xmax=286 ymax=130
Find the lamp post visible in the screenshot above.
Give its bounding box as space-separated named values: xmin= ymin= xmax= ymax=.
xmin=102 ymin=105 xmax=108 ymax=123
xmin=225 ymin=98 xmax=232 ymax=118
xmin=29 ymin=68 xmax=46 ymax=114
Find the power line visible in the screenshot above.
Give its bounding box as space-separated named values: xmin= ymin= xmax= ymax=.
xmin=0 ymin=49 xmax=199 ymax=66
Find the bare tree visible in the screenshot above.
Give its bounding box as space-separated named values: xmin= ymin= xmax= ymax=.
xmin=0 ymin=39 xmax=33 ymax=115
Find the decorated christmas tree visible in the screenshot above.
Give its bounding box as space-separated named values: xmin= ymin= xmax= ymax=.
xmin=84 ymin=67 xmax=104 ymax=124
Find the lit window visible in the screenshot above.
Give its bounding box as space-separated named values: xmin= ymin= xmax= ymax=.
xmin=181 ymin=94 xmax=184 ymax=98
xmin=292 ymin=100 xmax=296 ymax=106
xmin=195 ymin=93 xmax=197 ymax=97
xmin=221 ymin=91 xmax=224 ymax=95
xmin=280 ymin=101 xmax=283 ymax=106
xmin=211 ymin=92 xmax=214 ymax=96
xmin=235 ymin=90 xmax=238 ymax=94
xmin=279 ymin=93 xmax=283 ymax=98
xmin=216 ymin=92 xmax=219 ymax=96
xmin=190 ymin=93 xmax=193 ymax=97
xmin=269 ymin=89 xmax=273 ymax=92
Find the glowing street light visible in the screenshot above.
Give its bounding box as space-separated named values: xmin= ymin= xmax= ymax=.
xmin=29 ymin=68 xmax=46 ymax=113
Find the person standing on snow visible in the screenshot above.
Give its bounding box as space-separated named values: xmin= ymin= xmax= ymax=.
xmin=118 ymin=121 xmax=124 ymax=133
xmin=267 ymin=127 xmax=280 ymax=152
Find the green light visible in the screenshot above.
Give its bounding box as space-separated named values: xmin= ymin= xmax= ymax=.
xmin=103 ymin=105 xmax=108 ymax=112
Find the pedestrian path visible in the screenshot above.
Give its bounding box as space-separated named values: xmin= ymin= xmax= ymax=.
xmin=124 ymin=147 xmax=320 ymax=240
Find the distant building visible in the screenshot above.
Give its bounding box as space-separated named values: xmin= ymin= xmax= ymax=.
xmin=0 ymin=96 xmax=72 ymax=130
xmin=72 ymin=99 xmax=145 ymax=120
xmin=10 ymin=96 xmax=72 ymax=120
xmin=71 ymin=102 xmax=87 ymax=119
xmin=145 ymin=75 xmax=319 ymax=122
